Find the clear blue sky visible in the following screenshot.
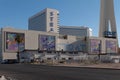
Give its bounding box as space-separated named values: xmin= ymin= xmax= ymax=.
xmin=0 ymin=0 xmax=120 ymax=46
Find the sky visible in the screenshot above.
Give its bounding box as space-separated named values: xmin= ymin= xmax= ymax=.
xmin=0 ymin=0 xmax=120 ymax=46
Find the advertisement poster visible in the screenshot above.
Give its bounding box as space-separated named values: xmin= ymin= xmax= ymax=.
xmin=106 ymin=40 xmax=116 ymax=53
xmin=90 ymin=39 xmax=101 ymax=54
xmin=6 ymin=32 xmax=25 ymax=52
xmin=39 ymin=35 xmax=55 ymax=50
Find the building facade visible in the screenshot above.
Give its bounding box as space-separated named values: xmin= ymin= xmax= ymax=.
xmin=28 ymin=8 xmax=59 ymax=33
xmin=59 ymin=26 xmax=92 ymax=37
xmin=0 ymin=28 xmax=58 ymax=61
xmin=0 ymin=28 xmax=81 ymax=61
xmin=0 ymin=28 xmax=118 ymax=61
xmin=88 ymin=37 xmax=118 ymax=54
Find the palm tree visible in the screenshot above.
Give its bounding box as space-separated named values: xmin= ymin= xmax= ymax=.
xmin=15 ymin=34 xmax=23 ymax=63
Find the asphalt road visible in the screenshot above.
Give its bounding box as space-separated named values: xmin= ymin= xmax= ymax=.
xmin=0 ymin=64 xmax=120 ymax=80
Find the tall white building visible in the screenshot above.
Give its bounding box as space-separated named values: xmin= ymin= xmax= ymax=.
xmin=59 ymin=26 xmax=92 ymax=37
xmin=28 ymin=8 xmax=59 ymax=33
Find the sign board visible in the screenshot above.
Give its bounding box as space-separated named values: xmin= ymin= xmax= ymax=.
xmin=104 ymin=31 xmax=116 ymax=38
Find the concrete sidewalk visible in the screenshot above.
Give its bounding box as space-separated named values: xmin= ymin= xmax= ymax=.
xmin=55 ymin=63 xmax=120 ymax=69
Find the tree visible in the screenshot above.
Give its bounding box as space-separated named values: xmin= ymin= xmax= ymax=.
xmin=15 ymin=34 xmax=23 ymax=63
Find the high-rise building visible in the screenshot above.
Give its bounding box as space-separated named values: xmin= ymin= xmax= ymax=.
xmin=28 ymin=8 xmax=59 ymax=33
xmin=99 ymin=0 xmax=117 ymax=39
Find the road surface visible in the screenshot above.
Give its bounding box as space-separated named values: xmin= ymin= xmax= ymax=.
xmin=0 ymin=64 xmax=120 ymax=80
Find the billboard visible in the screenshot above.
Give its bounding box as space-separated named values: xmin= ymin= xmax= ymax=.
xmin=106 ymin=40 xmax=117 ymax=53
xmin=5 ymin=32 xmax=25 ymax=52
xmin=39 ymin=35 xmax=55 ymax=50
xmin=90 ymin=39 xmax=101 ymax=54
xmin=104 ymin=31 xmax=116 ymax=38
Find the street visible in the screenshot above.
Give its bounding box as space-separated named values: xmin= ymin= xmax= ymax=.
xmin=0 ymin=64 xmax=120 ymax=80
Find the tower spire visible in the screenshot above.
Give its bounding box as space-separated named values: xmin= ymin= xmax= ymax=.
xmin=99 ymin=0 xmax=117 ymax=38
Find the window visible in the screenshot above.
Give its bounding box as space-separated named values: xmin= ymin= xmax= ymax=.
xmin=50 ymin=23 xmax=53 ymax=27
xmin=50 ymin=28 xmax=54 ymax=31
xmin=50 ymin=17 xmax=53 ymax=21
xmin=50 ymin=12 xmax=54 ymax=16
xmin=59 ymin=35 xmax=67 ymax=39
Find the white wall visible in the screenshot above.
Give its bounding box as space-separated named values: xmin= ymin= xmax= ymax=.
xmin=56 ymin=35 xmax=77 ymax=51
xmin=1 ymin=28 xmax=58 ymax=60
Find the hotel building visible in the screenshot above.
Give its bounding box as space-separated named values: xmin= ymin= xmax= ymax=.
xmin=28 ymin=8 xmax=59 ymax=33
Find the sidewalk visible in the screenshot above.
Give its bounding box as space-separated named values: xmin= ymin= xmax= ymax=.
xmin=55 ymin=63 xmax=120 ymax=69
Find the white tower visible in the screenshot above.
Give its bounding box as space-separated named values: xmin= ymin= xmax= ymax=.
xmin=99 ymin=0 xmax=117 ymax=38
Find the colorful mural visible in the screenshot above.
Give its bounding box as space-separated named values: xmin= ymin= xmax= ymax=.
xmin=6 ymin=32 xmax=25 ymax=52
xmin=106 ymin=40 xmax=116 ymax=53
xmin=90 ymin=39 xmax=101 ymax=54
xmin=39 ymin=35 xmax=55 ymax=50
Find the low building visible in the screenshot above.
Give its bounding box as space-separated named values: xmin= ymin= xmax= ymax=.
xmin=59 ymin=26 xmax=92 ymax=37
xmin=0 ymin=27 xmax=58 ymax=62
xmin=0 ymin=27 xmax=118 ymax=62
